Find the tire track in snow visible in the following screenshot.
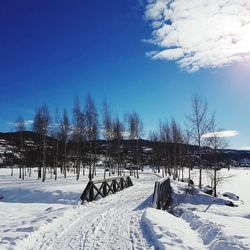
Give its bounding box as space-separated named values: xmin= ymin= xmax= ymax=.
xmin=16 ymin=173 xmax=159 ymax=250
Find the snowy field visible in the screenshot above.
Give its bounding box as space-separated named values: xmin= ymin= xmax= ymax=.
xmin=1 ymin=167 xmax=250 ymax=250
xmin=143 ymin=168 xmax=250 ymax=249
xmin=0 ymin=167 xmax=159 ymax=250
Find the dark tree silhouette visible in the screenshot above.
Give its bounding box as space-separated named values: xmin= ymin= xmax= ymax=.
xmin=33 ymin=105 xmax=51 ymax=181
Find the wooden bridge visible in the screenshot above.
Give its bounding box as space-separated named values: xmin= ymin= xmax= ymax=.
xmin=80 ymin=176 xmax=133 ymax=203
xmin=152 ymin=176 xmax=171 ymax=209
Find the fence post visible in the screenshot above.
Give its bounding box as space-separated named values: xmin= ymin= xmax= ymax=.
xmin=89 ymin=181 xmax=94 ymax=201
xmin=103 ymin=182 xmax=107 ymax=197
xmin=152 ymin=177 xmax=171 ymax=209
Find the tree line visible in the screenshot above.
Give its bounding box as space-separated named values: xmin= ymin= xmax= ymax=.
xmin=12 ymin=93 xmax=229 ymax=197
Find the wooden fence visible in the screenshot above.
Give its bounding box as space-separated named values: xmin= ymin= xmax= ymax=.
xmin=80 ymin=176 xmax=133 ymax=203
xmin=152 ymin=177 xmax=171 ymax=209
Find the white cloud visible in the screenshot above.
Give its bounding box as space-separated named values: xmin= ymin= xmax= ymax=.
xmin=145 ymin=0 xmax=167 ymax=20
xmin=145 ymin=0 xmax=250 ymax=72
xmin=8 ymin=120 xmax=34 ymax=127
xmin=240 ymin=147 xmax=250 ymax=151
xmin=24 ymin=120 xmax=34 ymax=125
xmin=202 ymin=130 xmax=239 ymax=138
xmin=151 ymin=48 xmax=184 ymax=60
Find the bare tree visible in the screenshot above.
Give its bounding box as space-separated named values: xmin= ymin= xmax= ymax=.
xmin=127 ymin=111 xmax=143 ymax=178
xmin=204 ymin=116 xmax=228 ymax=197
xmin=159 ymin=121 xmax=171 ymax=177
xmin=72 ymin=97 xmax=84 ymax=180
xmin=50 ymin=109 xmax=60 ymax=180
xmin=148 ymin=130 xmax=158 ymax=142
xmin=173 ymin=124 xmax=184 ymax=182
xmin=148 ymin=130 xmax=160 ymax=173
xmin=186 ymin=94 xmax=212 ymax=188
xmin=113 ymin=115 xmax=124 ymax=176
xmin=14 ymin=115 xmax=26 ymax=179
xmin=170 ymin=119 xmax=181 ymax=180
xmin=183 ymin=129 xmax=192 ymax=180
xmin=102 ymin=100 xmax=113 ymax=178
xmin=84 ymin=94 xmax=99 ymax=181
xmin=15 ymin=115 xmax=26 ymax=132
xmin=158 ymin=121 xmax=165 ymax=177
xmin=33 ymin=105 xmax=51 ymax=181
xmin=59 ymin=109 xmax=71 ymax=179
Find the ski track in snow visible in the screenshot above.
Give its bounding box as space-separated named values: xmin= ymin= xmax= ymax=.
xmin=15 ymin=173 xmax=157 ymax=250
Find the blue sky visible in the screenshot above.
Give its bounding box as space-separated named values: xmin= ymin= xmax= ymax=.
xmin=1 ymin=0 xmax=250 ymax=149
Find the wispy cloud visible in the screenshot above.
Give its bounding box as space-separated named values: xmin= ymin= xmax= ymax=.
xmin=202 ymin=130 xmax=239 ymax=138
xmin=240 ymin=147 xmax=250 ymax=151
xmin=8 ymin=120 xmax=34 ymax=127
xmin=145 ymin=0 xmax=250 ymax=72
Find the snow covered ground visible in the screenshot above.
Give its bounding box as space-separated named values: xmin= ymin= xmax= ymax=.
xmin=182 ymin=168 xmax=250 ymax=249
xmin=1 ymin=167 xmax=250 ymax=250
xmin=143 ymin=168 xmax=250 ymax=250
xmin=0 ymin=167 xmax=159 ymax=250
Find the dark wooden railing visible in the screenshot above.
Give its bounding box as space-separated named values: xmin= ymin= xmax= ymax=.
xmin=152 ymin=177 xmax=171 ymax=209
xmin=80 ymin=176 xmax=133 ymax=203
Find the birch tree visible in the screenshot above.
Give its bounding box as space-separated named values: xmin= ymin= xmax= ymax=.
xmin=170 ymin=119 xmax=180 ymax=180
xmin=84 ymin=94 xmax=98 ymax=180
xmin=102 ymin=100 xmax=113 ymax=178
xmin=59 ymin=109 xmax=70 ymax=178
xmin=159 ymin=121 xmax=171 ymax=177
xmin=113 ymin=115 xmax=124 ymax=175
xmin=186 ymin=94 xmax=212 ymax=188
xmin=127 ymin=111 xmax=143 ymax=178
xmin=204 ymin=116 xmax=228 ymax=197
xmin=50 ymin=109 xmax=60 ymax=180
xmin=33 ymin=105 xmax=51 ymax=181
xmin=72 ymin=97 xmax=84 ymax=180
xmin=14 ymin=115 xmax=26 ymax=179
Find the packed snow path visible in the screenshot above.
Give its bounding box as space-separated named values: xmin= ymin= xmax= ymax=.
xmin=17 ymin=173 xmax=159 ymax=250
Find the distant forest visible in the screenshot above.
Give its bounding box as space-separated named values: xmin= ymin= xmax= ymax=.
xmin=1 ymin=94 xmax=249 ymax=193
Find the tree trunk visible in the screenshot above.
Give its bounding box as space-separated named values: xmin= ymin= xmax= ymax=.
xmin=22 ymin=165 xmax=24 ymax=180
xmin=42 ymin=136 xmax=46 ymax=182
xmin=214 ymin=168 xmax=217 ymax=197
xmin=198 ymin=146 xmax=202 ymax=189
xmin=55 ymin=140 xmax=58 ymax=180
xmin=19 ymin=166 xmax=22 ymax=179
xmin=64 ymin=141 xmax=66 ymax=178
xmin=88 ymin=141 xmax=92 ymax=181
xmin=136 ymin=139 xmax=139 ymax=179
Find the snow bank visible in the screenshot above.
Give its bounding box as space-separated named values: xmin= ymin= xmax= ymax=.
xmin=142 ymin=208 xmax=205 ymax=250
xmin=144 ymin=168 xmax=250 ymax=250
xmin=181 ymin=209 xmax=247 ymax=250
xmin=170 ymin=169 xmax=250 ymax=249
